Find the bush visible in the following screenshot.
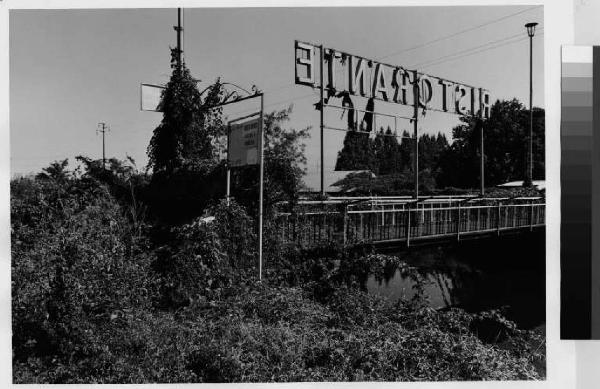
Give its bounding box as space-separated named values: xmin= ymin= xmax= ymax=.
xmin=205 ymin=198 xmax=256 ymax=269
xmin=11 ymin=177 xmax=156 ymax=365
xmin=12 ymin=176 xmax=545 ymax=383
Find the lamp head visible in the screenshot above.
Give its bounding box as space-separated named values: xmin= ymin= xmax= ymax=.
xmin=525 ymin=22 xmax=538 ymax=38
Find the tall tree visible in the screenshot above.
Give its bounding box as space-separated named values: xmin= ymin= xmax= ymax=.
xmin=334 ymin=130 xmax=377 ymax=172
xmin=147 ymin=49 xmax=224 ymax=173
xmin=438 ymin=99 xmax=545 ymax=189
xmin=418 ymin=133 xmax=449 ymax=182
xmin=375 ymin=127 xmax=403 ymax=175
xmin=145 ymin=49 xmax=227 ymax=224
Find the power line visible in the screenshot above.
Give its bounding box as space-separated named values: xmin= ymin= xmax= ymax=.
xmin=225 ymin=8 xmax=542 ymax=109
xmin=420 ymin=31 xmax=544 ymax=70
xmin=228 ymin=30 xmax=542 ymax=121
xmin=377 ymin=5 xmax=541 ymax=61
xmin=409 ymin=30 xmax=528 ymax=68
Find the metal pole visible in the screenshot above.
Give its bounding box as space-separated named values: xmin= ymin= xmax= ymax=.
xmin=258 ymin=94 xmax=265 ymax=281
xmin=97 ymin=122 xmax=107 ymax=170
xmin=412 ymin=70 xmax=419 ymax=199
xmin=479 ymin=89 xmax=485 ymax=196
xmin=497 ymin=202 xmax=501 ymax=236
xmin=226 ymin=168 xmax=231 ymax=206
xmin=527 ymin=34 xmax=533 ymax=187
xmin=102 ymin=127 xmax=106 ymax=170
xmin=457 ymin=202 xmax=461 ymax=241
xmin=226 ymin=124 xmax=231 ymax=206
xmin=343 ymin=204 xmax=348 ymax=246
xmin=530 ymin=200 xmax=534 ymax=231
xmin=175 ymin=8 xmax=183 ymax=71
xmin=319 ymin=45 xmax=325 ymax=196
xmin=406 ymin=208 xmax=411 ymax=247
xmin=480 ymin=119 xmax=484 ymax=195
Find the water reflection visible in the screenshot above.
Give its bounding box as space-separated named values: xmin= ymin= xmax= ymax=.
xmin=366 ymin=231 xmax=546 ymax=329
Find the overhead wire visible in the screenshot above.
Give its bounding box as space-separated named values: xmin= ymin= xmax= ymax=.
xmin=419 ymin=30 xmax=544 ymax=70
xmin=230 ymin=6 xmax=542 ymax=107
xmin=228 ymin=29 xmax=543 ymax=120
xmin=409 ymin=30 xmax=531 ymax=68
xmin=377 ymin=5 xmax=541 ymax=61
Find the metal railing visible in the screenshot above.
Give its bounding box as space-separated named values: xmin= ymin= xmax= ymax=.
xmin=276 ymin=200 xmax=545 ymax=247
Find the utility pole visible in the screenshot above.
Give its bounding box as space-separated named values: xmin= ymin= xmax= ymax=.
xmin=97 ymin=122 xmax=109 ymax=170
xmin=174 ymin=8 xmax=184 ymax=71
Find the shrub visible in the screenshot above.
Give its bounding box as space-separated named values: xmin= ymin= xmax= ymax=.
xmin=12 ymin=176 xmax=545 ymax=383
xmin=11 ymin=177 xmax=156 ymax=365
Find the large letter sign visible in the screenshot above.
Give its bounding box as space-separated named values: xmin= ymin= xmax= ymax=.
xmin=294 ymin=40 xmax=491 ymax=118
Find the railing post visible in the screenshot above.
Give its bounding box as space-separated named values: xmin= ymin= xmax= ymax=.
xmin=497 ymin=202 xmax=501 ymax=236
xmin=530 ymin=200 xmax=534 ymax=231
xmin=360 ymin=213 xmax=364 ymax=241
xmin=343 ymin=204 xmax=348 ymax=246
xmin=407 ymin=207 xmax=411 ymax=247
xmin=292 ymin=213 xmax=297 ymax=243
xmin=457 ymin=202 xmax=461 ymax=241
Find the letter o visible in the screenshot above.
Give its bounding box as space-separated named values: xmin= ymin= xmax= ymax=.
xmin=419 ymin=75 xmax=433 ymax=107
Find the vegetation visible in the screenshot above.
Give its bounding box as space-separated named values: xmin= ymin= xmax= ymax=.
xmin=11 ymin=172 xmax=545 ymax=382
xmin=334 ymin=99 xmax=545 ymax=194
xmin=11 ymin=50 xmax=545 ymax=383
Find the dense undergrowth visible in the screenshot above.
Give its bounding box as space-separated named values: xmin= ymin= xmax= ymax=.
xmin=11 ymin=175 xmax=545 ymax=383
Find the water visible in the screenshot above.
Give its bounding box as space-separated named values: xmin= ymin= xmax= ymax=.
xmin=367 ymin=231 xmax=546 ymax=330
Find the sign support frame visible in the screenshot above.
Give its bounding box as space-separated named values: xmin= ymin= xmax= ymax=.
xmin=319 ymin=45 xmax=325 ymax=196
xmin=413 ymin=70 xmax=420 ymax=200
xmin=221 ymin=93 xmax=265 ymax=281
xmin=295 ymin=40 xmax=492 ymax=200
xmin=479 ymin=88 xmax=486 ymax=196
xmin=258 ymin=94 xmax=265 ymax=281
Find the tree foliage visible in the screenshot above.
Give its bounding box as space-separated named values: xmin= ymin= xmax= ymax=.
xmin=334 ymin=99 xmax=544 ymax=191
xmin=438 ymin=99 xmax=545 ymax=188
xmin=231 ymin=106 xmax=310 ymax=212
xmin=36 ymin=159 xmax=70 ymax=182
xmin=334 ymin=127 xmax=448 ymax=194
xmin=147 ymin=52 xmax=225 ymax=173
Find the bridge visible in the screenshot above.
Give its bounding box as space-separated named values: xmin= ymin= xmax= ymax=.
xmin=276 ymin=196 xmax=545 ymax=247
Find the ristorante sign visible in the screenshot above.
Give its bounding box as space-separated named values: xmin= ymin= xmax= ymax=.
xmin=295 ymin=40 xmax=491 ymax=119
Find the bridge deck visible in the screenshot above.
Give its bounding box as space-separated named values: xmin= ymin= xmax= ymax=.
xmin=277 ymin=200 xmax=545 ymax=247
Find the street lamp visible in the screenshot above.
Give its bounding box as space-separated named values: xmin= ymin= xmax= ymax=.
xmin=524 ymin=22 xmax=538 ymax=187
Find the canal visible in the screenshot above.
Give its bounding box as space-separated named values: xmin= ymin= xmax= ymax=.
xmin=368 ymin=230 xmax=546 ymax=330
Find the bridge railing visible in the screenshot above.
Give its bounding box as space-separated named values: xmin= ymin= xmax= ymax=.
xmin=276 ymin=200 xmax=545 ymax=247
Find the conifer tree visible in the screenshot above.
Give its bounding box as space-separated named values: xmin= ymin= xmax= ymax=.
xmin=334 ymin=130 xmax=375 ymax=172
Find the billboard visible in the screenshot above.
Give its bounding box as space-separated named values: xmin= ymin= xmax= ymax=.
xmin=228 ymin=118 xmax=260 ymax=167
xmin=295 ymin=40 xmax=491 ymax=118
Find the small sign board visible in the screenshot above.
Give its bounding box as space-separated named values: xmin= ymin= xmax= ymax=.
xmin=228 ymin=118 xmax=260 ymax=167
xmin=140 ymin=83 xmax=164 ymax=112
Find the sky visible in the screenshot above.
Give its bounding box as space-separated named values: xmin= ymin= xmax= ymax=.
xmin=10 ymin=6 xmax=544 ymax=189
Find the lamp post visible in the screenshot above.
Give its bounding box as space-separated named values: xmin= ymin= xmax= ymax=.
xmin=524 ymin=22 xmax=538 ymax=187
